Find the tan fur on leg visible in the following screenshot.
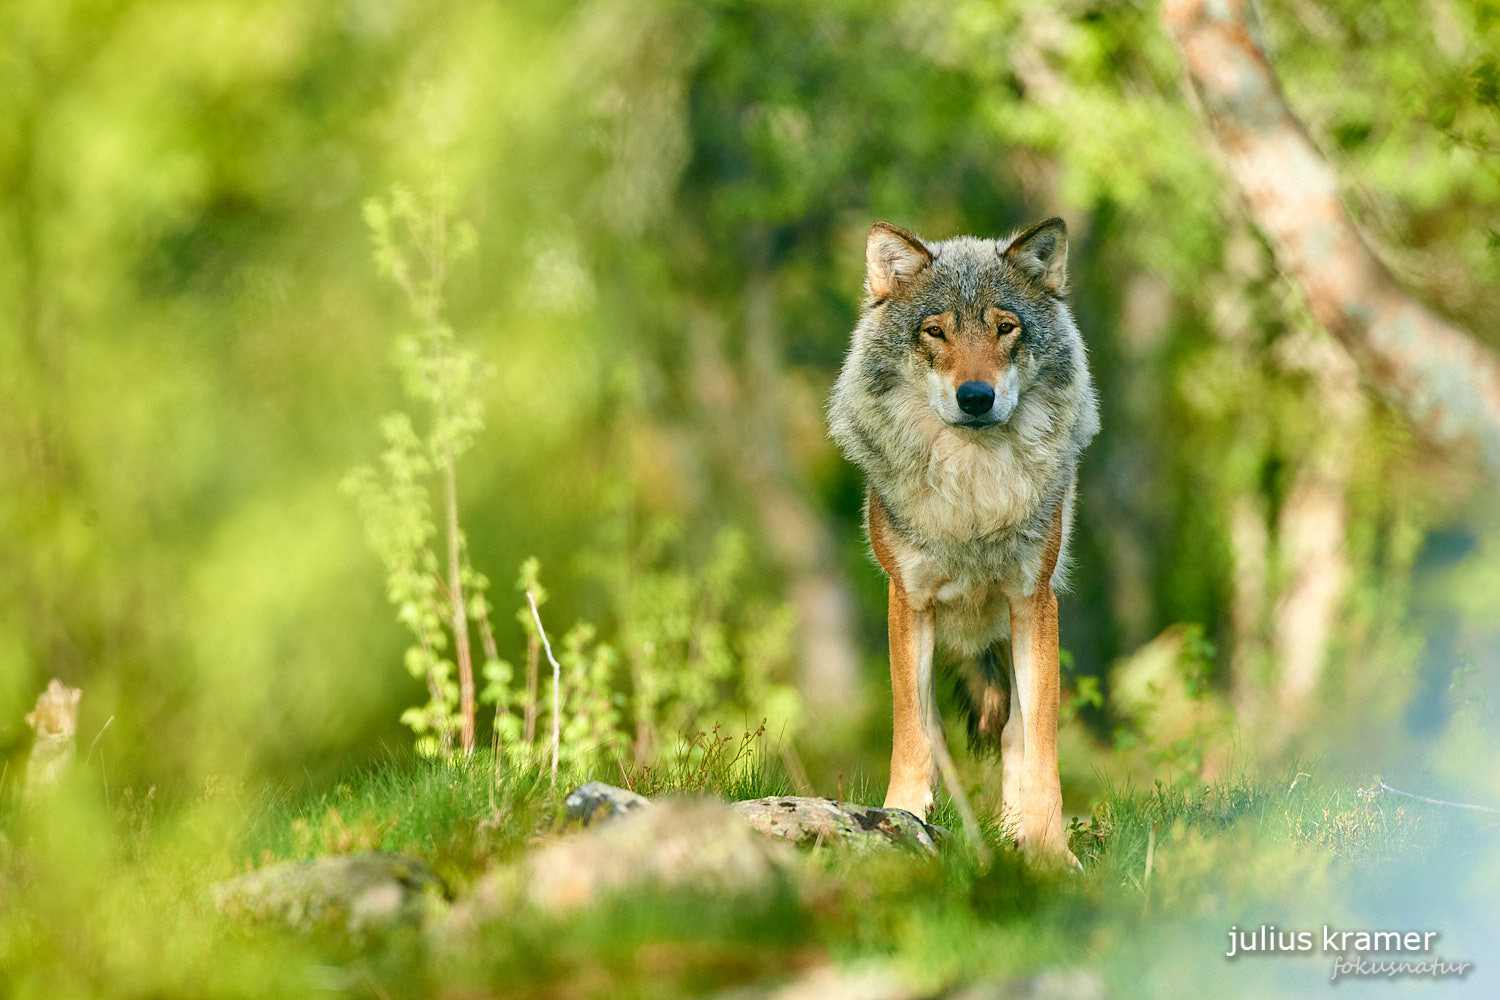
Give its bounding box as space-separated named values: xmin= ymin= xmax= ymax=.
xmin=1004 ymin=505 xmax=1076 ymax=864
xmin=883 ymin=577 xmax=936 ymax=816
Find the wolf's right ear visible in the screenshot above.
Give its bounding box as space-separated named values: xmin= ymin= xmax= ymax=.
xmin=1001 ymin=217 xmax=1068 ymax=295
xmin=866 ymin=222 xmax=933 ymax=303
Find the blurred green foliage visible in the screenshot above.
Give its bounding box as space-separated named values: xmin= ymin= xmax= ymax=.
xmin=2 ymin=0 xmax=1497 ymax=812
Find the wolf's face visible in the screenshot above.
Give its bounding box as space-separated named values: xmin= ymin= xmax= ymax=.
xmin=861 ymin=219 xmax=1072 ymax=430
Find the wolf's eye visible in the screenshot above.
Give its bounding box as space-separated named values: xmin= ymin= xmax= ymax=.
xmin=923 ymin=325 xmax=945 ymax=340
xmin=998 ymin=321 xmax=1017 ymax=335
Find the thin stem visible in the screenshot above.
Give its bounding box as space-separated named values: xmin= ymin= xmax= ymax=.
xmin=523 ymin=635 xmax=539 ymax=744
xmin=527 ymin=590 xmax=563 ymax=790
xmin=928 ymin=720 xmax=992 ymax=868
xmin=445 ymin=450 xmax=476 ymax=755
xmin=475 ymin=591 xmax=503 ymax=760
xmin=1376 ymin=780 xmax=1500 ymax=816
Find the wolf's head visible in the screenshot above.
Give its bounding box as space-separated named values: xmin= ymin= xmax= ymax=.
xmin=858 ymin=218 xmax=1073 ymax=428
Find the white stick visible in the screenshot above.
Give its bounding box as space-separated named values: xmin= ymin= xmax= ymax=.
xmin=527 ymin=590 xmax=562 ymax=790
xmin=928 ymin=720 xmax=992 ymax=868
xmin=1376 ymin=780 xmax=1500 ymax=816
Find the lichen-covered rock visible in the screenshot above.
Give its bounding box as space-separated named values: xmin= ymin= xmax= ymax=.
xmin=212 ymin=852 xmax=445 ymax=933
xmin=449 ymin=799 xmax=797 ymax=926
xmin=730 ymin=797 xmax=938 ymax=854
xmin=564 ymin=781 xmax=652 ymax=826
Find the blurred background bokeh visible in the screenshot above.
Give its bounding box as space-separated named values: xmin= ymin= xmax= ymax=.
xmin=4 ymin=0 xmax=1498 ymax=811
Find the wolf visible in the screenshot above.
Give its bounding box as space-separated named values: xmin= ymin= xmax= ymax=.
xmin=828 ymin=217 xmax=1098 ymax=863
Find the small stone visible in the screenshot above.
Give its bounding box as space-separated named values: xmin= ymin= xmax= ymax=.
xmin=449 ymin=799 xmax=797 ymax=926
xmin=949 ymin=969 xmax=1108 ymax=1000
xmin=564 ymin=781 xmax=653 ymax=826
xmin=730 ymin=797 xmax=939 ymax=854
xmin=212 ymin=852 xmax=445 ymax=933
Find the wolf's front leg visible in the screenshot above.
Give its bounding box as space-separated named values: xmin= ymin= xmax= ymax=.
xmin=1006 ymin=583 xmax=1075 ymax=865
xmin=884 ymin=577 xmax=937 ymax=817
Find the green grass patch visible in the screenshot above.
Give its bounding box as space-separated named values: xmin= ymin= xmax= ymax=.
xmin=2 ymin=753 xmax=1491 ymax=1000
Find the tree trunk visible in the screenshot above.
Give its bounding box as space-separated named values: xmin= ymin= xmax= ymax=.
xmin=1163 ymin=0 xmax=1500 ymax=480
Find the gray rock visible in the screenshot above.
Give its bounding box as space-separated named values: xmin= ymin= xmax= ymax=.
xmin=564 ymin=781 xmax=652 ymax=825
xmin=730 ymin=797 xmax=939 ymax=854
xmin=949 ymin=970 xmax=1108 ymax=1000
xmin=712 ymin=962 xmax=922 ymax=1000
xmin=715 ymin=965 xmax=1107 ymax=1000
xmin=212 ymin=852 xmax=445 ymax=933
xmin=448 ymin=799 xmax=798 ymax=926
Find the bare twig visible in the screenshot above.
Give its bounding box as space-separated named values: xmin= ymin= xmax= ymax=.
xmin=778 ymin=736 xmax=813 ymax=796
xmin=928 ymin=721 xmax=993 ymax=868
xmin=443 ymin=447 xmax=476 ymax=756
xmin=527 ymin=589 xmax=563 ymax=790
xmin=1375 ymin=781 xmax=1500 ymax=817
xmin=86 ymin=715 xmax=115 ymax=764
xmin=474 ymin=593 xmax=506 ymax=764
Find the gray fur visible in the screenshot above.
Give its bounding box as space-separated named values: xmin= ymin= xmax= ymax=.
xmin=828 ymin=221 xmax=1099 ymax=657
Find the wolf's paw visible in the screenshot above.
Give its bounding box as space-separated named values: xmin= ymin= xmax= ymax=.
xmin=1016 ymin=816 xmax=1079 ymax=870
xmin=881 ymin=784 xmax=933 ymax=820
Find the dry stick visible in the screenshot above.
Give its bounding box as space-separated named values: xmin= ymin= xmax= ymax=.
xmin=474 ymin=596 xmax=505 ymax=766
xmin=443 ymin=451 xmax=476 ymax=755
xmin=415 ymin=630 xmax=451 ymax=756
xmin=779 ymin=739 xmax=813 ymax=797
xmin=526 ymin=589 xmax=563 ymax=790
xmin=86 ymin=715 xmax=115 ymax=764
xmin=928 ymin=721 xmax=993 ymax=868
xmin=1376 ymin=781 xmax=1500 ymax=817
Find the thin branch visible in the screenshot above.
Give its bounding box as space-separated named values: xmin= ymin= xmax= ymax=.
xmin=1375 ymin=781 xmax=1500 ymax=817
xmin=527 ymin=589 xmax=563 ymax=790
xmin=443 ymin=447 xmax=476 ymax=756
xmin=473 ymin=589 xmax=507 ymax=765
xmin=85 ymin=715 xmax=115 ymax=764
xmin=928 ymin=720 xmax=993 ymax=868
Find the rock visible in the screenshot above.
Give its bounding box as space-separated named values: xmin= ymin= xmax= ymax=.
xmin=730 ymin=797 xmax=939 ymax=854
xmin=449 ymin=799 xmax=797 ymax=925
xmin=212 ymin=852 xmax=445 ymax=933
xmin=712 ymin=962 xmax=922 ymax=1000
xmin=949 ymin=969 xmax=1108 ymax=1000
xmin=565 ymin=781 xmax=652 ymax=825
xmin=714 ymin=964 xmax=1108 ymax=1000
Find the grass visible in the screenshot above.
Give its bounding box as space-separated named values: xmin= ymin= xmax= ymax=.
xmin=1 ymin=744 xmax=1493 ymax=1000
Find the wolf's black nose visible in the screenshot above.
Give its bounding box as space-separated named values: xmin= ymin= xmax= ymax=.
xmin=956 ymin=381 xmax=995 ymax=415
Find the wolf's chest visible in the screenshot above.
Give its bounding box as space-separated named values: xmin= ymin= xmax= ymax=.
xmin=887 ymin=433 xmax=1045 ymax=547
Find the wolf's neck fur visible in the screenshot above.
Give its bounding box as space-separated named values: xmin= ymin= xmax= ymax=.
xmin=871 ymin=385 xmax=1069 ymax=548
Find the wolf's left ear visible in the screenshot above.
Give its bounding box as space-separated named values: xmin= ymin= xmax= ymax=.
xmin=1001 ymin=217 xmax=1068 ymax=295
xmin=866 ymin=222 xmax=934 ymax=302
